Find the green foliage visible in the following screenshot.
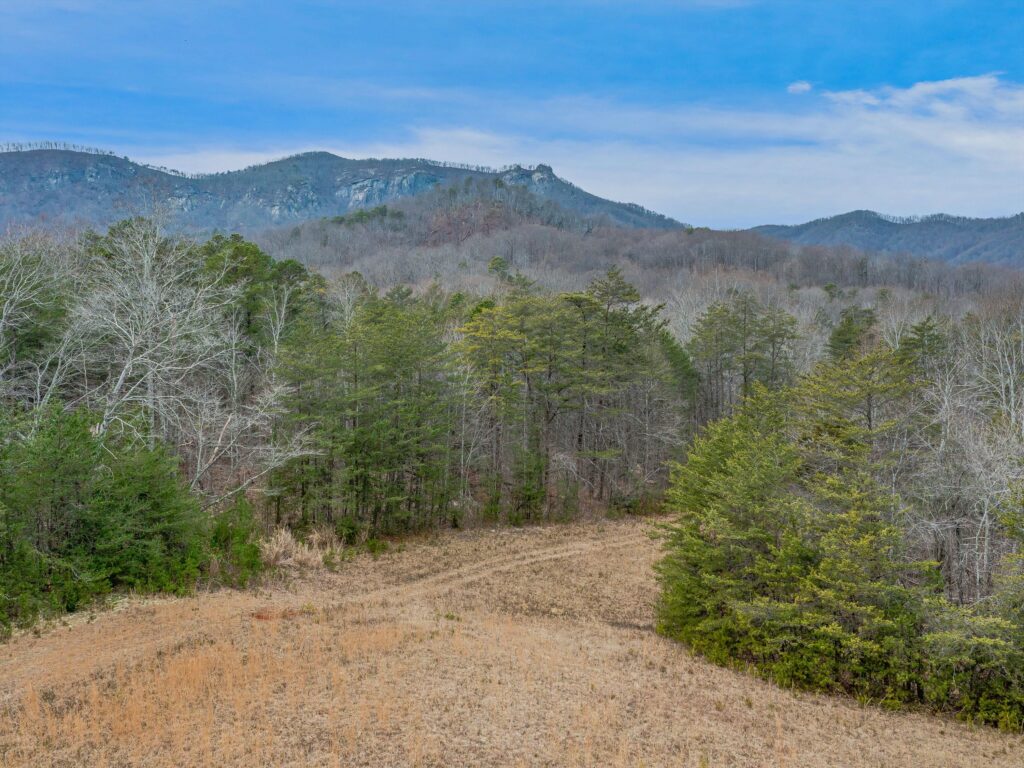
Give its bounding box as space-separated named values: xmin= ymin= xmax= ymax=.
xmin=922 ymin=606 xmax=1024 ymax=730
xmin=827 ymin=306 xmax=877 ymax=360
xmin=657 ymin=329 xmax=700 ymax=399
xmin=458 ymin=267 xmax=686 ymax=519
xmin=333 ymin=515 xmax=362 ymax=546
xmin=657 ymin=389 xmax=810 ymax=664
xmin=329 ymin=205 xmax=404 ymax=228
xmin=657 ymin=354 xmax=1024 ymax=730
xmin=487 ymin=256 xmax=510 ymax=280
xmin=0 ymin=499 xmax=51 ymax=638
xmin=277 ymin=287 xmax=458 ymax=535
xmin=896 ymin=316 xmax=949 ymax=374
xmin=274 ymin=266 xmax=689 ymax=531
xmin=365 ymin=538 xmax=389 ymax=559
xmin=794 ymin=347 xmax=914 ymax=470
xmin=84 ymin=440 xmax=206 ymax=592
xmin=687 ymin=292 xmax=798 ymax=420
xmin=0 ymin=406 xmax=208 ymax=632
xmin=199 ymin=233 xmax=311 ymax=342
xmin=209 ymin=498 xmax=263 ymax=587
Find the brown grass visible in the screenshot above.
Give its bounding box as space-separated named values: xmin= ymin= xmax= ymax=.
xmin=1 ymin=518 xmax=1020 ymax=767
xmin=259 ymin=526 xmax=344 ymax=570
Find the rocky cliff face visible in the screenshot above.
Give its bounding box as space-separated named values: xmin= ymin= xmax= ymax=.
xmin=0 ymin=149 xmax=680 ymax=232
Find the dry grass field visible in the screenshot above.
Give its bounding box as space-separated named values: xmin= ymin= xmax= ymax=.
xmin=1 ymin=517 xmax=1020 ymax=767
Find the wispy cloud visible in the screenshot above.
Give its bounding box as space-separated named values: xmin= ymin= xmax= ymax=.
xmin=130 ymin=74 xmax=1024 ymax=227
xmin=787 ymin=80 xmax=812 ymax=95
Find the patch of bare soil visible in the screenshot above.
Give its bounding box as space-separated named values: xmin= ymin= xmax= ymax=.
xmin=1 ymin=517 xmax=1020 ymax=767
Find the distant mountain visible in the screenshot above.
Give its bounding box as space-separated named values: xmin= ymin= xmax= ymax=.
xmin=753 ymin=210 xmax=1024 ymax=266
xmin=0 ymin=148 xmax=680 ymax=232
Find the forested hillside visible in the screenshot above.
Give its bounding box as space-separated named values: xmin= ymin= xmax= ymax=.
xmin=1 ymin=201 xmax=1023 ymax=729
xmin=257 ymin=177 xmax=1021 ymax=311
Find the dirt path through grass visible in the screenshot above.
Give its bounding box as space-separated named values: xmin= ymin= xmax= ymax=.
xmin=1 ymin=518 xmax=1019 ymax=766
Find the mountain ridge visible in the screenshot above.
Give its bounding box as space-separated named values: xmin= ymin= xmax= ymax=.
xmin=4 ymin=147 xmax=1022 ymax=266
xmin=0 ymin=148 xmax=680 ymax=233
xmin=752 ymin=209 xmax=1024 ymax=265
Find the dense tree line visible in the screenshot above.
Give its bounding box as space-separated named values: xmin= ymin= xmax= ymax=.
xmin=658 ymin=309 xmax=1024 ymax=730
xmin=271 ymin=263 xmax=694 ymax=533
xmin=0 ymin=221 xmax=693 ymax=630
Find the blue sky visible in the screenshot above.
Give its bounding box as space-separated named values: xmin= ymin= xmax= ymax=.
xmin=1 ymin=0 xmax=1022 ymax=226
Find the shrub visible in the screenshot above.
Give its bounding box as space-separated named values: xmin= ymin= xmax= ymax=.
xmin=921 ymin=607 xmax=1024 ymax=730
xmin=259 ymin=528 xmax=304 ymax=568
xmin=0 ymin=406 xmax=209 ymax=632
xmin=260 ymin=527 xmax=339 ymax=570
xmin=365 ymin=538 xmax=389 ymax=559
xmin=85 ymin=444 xmax=206 ymax=593
xmin=209 ymin=498 xmax=263 ymax=587
xmin=334 ymin=514 xmax=361 ymax=546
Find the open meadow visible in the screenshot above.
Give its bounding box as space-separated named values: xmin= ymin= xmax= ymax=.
xmin=2 ymin=518 xmax=1019 ymax=768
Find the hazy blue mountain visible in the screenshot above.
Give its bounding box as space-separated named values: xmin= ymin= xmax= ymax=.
xmin=0 ymin=148 xmax=680 ymax=232
xmin=753 ymin=210 xmax=1024 ymax=266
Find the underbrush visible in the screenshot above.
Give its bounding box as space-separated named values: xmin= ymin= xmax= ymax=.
xmin=260 ymin=527 xmax=349 ymax=570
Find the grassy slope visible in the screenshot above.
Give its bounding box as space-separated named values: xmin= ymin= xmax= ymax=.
xmin=1 ymin=518 xmax=1019 ymax=767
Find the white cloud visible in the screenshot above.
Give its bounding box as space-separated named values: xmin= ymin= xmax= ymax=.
xmin=787 ymin=80 xmax=812 ymax=94
xmin=134 ymin=74 xmax=1024 ymax=228
xmin=136 ymin=149 xmax=301 ymax=173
